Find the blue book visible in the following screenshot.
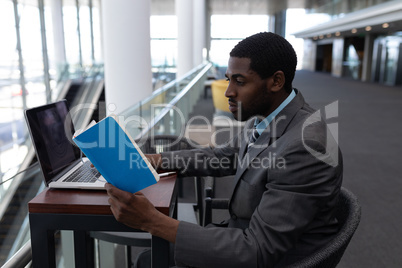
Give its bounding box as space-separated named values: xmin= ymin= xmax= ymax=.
xmin=73 ymin=115 xmax=159 ymax=193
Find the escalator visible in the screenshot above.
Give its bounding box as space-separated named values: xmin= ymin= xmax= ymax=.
xmin=64 ymin=80 xmax=84 ymax=105
xmin=0 ymin=70 xmax=105 ymax=266
xmin=0 ymin=164 xmax=42 ymax=264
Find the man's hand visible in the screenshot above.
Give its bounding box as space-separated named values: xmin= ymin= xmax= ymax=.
xmin=106 ymin=183 xmax=159 ymax=230
xmin=145 ymin=154 xmax=162 ymax=170
xmin=105 ymin=183 xmax=179 ymax=243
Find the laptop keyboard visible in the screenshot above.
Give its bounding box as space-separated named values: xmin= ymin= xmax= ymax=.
xmin=62 ymin=161 xmax=101 ymax=183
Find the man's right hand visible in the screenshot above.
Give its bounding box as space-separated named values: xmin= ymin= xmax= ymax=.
xmin=145 ymin=154 xmax=162 ymax=170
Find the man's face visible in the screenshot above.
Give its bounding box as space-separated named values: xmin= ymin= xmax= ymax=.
xmin=225 ymin=57 xmax=274 ymax=121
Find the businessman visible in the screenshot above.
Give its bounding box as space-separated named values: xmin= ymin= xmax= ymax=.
xmin=106 ymin=32 xmax=343 ymax=267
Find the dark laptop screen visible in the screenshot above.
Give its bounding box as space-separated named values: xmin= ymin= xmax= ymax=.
xmin=25 ymin=100 xmax=81 ymax=184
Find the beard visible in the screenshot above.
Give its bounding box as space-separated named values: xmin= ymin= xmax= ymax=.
xmin=231 ymin=87 xmax=272 ymax=122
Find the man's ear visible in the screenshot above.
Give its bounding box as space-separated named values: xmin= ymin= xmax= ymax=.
xmin=269 ymin=71 xmax=285 ymax=93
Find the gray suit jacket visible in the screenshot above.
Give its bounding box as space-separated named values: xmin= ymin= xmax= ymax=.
xmin=161 ymin=90 xmax=343 ymax=268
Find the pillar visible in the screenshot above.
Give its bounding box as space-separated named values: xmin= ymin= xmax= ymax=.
xmin=193 ymin=0 xmax=206 ymax=66
xmin=176 ymin=0 xmax=194 ymax=79
xmin=101 ymin=0 xmax=153 ymax=115
xmin=332 ymin=38 xmax=344 ymax=77
xmin=362 ymin=34 xmax=374 ymax=82
xmin=50 ymin=0 xmax=67 ymax=77
xmin=273 ymin=10 xmax=286 ymax=37
xmin=205 ymin=3 xmax=212 ymax=62
xmin=302 ymin=39 xmax=317 ymax=71
xmin=268 ymin=15 xmax=275 ymax=32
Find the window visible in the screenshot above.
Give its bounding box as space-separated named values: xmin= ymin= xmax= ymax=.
xmin=210 ymin=15 xmax=269 ymax=66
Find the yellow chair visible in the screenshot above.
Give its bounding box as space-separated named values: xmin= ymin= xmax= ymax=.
xmin=211 ymin=79 xmax=230 ymax=112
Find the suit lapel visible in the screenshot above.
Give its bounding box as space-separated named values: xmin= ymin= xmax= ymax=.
xmin=229 ymin=90 xmax=306 ymax=204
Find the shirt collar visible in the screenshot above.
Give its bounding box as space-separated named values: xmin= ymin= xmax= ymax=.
xmin=254 ymin=89 xmax=296 ymax=135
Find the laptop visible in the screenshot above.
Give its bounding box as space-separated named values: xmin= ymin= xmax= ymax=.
xmin=25 ymin=99 xmax=106 ymax=190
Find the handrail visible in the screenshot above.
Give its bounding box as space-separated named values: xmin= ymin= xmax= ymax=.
xmin=120 ymin=63 xmax=207 ymax=117
xmin=117 ymin=62 xmax=212 ymax=139
xmin=137 ymin=62 xmax=212 ymax=138
xmin=0 ymin=160 xmax=39 ymax=221
xmin=1 ymin=241 xmax=31 ymax=268
xmin=0 ymin=163 xmax=39 ymax=189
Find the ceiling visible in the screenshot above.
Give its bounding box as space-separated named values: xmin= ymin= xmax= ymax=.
xmin=293 ymin=0 xmax=402 ymax=38
xmin=150 ymin=0 xmax=402 ymax=38
xmin=151 ymin=0 xmax=309 ymax=16
xmin=24 ymin=0 xmax=401 ymax=39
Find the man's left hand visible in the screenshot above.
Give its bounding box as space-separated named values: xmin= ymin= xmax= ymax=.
xmin=105 ymin=183 xmax=179 ymax=243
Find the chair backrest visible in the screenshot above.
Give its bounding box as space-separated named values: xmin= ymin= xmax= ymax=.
xmin=287 ymin=187 xmax=362 ymax=268
xmin=211 ymin=79 xmax=230 ymax=113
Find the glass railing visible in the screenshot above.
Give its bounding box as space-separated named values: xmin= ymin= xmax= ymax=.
xmin=119 ymin=62 xmax=212 ymax=141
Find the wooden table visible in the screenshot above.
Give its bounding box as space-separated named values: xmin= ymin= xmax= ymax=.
xmin=28 ymin=175 xmax=177 ymax=268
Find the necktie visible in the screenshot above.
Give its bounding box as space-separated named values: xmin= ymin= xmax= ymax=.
xmin=247 ymin=127 xmax=260 ymax=151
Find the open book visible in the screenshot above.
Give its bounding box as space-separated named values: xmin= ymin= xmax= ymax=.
xmin=73 ymin=115 xmax=159 ymax=193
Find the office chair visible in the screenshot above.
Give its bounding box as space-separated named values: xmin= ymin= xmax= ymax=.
xmin=90 ymin=134 xmax=204 ymax=268
xmin=286 ymin=187 xmax=361 ymax=268
xmin=203 ymin=176 xmax=229 ymax=226
xmin=204 ymin=187 xmax=361 ymax=267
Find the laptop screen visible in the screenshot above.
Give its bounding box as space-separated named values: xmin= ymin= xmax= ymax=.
xmin=25 ymin=100 xmax=81 ymax=185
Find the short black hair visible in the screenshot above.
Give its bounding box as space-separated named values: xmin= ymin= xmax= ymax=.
xmin=230 ymin=32 xmax=297 ymax=92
